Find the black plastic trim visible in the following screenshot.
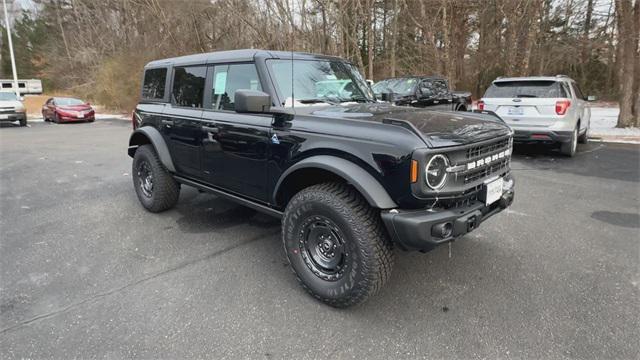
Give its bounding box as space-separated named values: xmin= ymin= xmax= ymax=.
xmin=127 ymin=126 xmax=176 ymax=172
xmin=174 ymin=175 xmax=283 ymax=218
xmin=273 ymin=155 xmax=398 ymax=209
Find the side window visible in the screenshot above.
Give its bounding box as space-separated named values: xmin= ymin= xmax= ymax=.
xmin=172 ymin=66 xmax=206 ymax=108
xmin=433 ymin=80 xmax=448 ymax=95
xmin=559 ymin=83 xmax=571 ymax=98
xmin=142 ymin=68 xmax=167 ymax=100
xmin=571 ymin=83 xmax=585 ymax=99
xmin=211 ymin=63 xmax=261 ymax=111
xmin=2 ymin=83 xmax=11 ymax=88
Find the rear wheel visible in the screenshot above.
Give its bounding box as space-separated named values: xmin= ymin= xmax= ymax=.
xmin=132 ymin=144 xmax=180 ymax=212
xmin=282 ymin=182 xmax=394 ymax=308
xmin=560 ymin=126 xmax=578 ymax=157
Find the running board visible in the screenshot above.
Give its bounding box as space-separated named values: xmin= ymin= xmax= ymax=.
xmin=173 ymin=175 xmax=283 ymax=219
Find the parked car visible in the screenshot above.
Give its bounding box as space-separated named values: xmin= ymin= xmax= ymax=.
xmin=478 ymin=75 xmax=594 ymax=157
xmin=0 ymin=92 xmax=27 ymax=126
xmin=128 ymin=49 xmax=515 ymax=307
xmin=372 ymin=76 xmax=471 ymax=111
xmin=42 ymin=97 xmax=95 ymax=123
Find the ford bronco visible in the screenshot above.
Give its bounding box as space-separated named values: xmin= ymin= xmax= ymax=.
xmin=128 ymin=49 xmax=515 ymax=307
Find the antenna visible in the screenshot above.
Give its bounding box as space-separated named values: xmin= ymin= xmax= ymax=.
xmin=290 ymin=0 xmax=295 ymax=110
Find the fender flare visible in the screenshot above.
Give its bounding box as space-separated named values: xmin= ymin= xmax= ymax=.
xmin=128 ymin=126 xmax=176 ymax=173
xmin=274 ymin=155 xmax=398 ymax=209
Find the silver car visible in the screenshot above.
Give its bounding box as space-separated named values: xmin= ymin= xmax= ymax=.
xmin=478 ymin=75 xmax=594 ymax=157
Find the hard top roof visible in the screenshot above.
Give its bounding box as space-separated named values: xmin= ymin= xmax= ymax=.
xmin=144 ymin=49 xmax=348 ymax=68
xmin=493 ymin=76 xmax=575 ymax=83
xmin=376 ymin=75 xmax=446 ymax=82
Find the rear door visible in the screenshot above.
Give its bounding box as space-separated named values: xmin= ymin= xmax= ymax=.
xmin=162 ymin=65 xmax=207 ymax=179
xmin=481 ymin=80 xmax=568 ymax=127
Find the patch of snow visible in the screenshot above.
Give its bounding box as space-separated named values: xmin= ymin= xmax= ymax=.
xmin=589 ymin=106 xmax=640 ymax=140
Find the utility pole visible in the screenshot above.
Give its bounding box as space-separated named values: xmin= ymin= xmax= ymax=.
xmin=2 ymin=0 xmax=20 ymax=98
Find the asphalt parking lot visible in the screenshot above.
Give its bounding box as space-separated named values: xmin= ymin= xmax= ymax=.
xmin=1 ymin=119 xmax=638 ymax=359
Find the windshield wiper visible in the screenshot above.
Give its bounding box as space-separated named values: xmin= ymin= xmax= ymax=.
xmin=336 ymin=96 xmax=371 ymax=103
xmin=298 ymin=98 xmax=339 ymax=105
xmin=516 ymin=94 xmax=538 ymax=98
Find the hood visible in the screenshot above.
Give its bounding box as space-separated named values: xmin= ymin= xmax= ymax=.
xmin=0 ymin=100 xmax=24 ymax=109
xmin=303 ymin=103 xmax=511 ymax=148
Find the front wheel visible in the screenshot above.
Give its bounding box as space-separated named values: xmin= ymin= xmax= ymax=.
xmin=282 ymin=182 xmax=394 ymax=308
xmin=19 ymin=117 xmax=27 ymax=127
xmin=578 ymin=123 xmax=589 ymax=144
xmin=132 ymin=144 xmax=180 ymax=212
xmin=560 ymin=126 xmax=578 ymax=157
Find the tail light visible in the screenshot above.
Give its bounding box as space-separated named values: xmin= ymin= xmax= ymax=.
xmin=131 ymin=111 xmax=137 ymax=130
xmin=477 ymin=100 xmax=485 ymax=111
xmin=555 ymin=100 xmax=571 ymax=115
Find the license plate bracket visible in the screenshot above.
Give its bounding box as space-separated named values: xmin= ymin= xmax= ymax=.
xmin=508 ymin=106 xmax=524 ymax=116
xmin=482 ymin=177 xmax=504 ymax=206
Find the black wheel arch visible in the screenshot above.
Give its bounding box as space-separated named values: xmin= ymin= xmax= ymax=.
xmin=273 ymin=155 xmax=398 ymax=210
xmin=128 ymin=126 xmax=176 ymax=173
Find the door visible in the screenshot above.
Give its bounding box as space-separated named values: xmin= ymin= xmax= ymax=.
xmin=200 ymin=63 xmax=272 ymax=202
xmin=162 ymin=65 xmax=207 ymax=179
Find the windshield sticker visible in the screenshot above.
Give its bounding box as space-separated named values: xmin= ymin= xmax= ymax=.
xmin=214 ymin=72 xmax=227 ymax=94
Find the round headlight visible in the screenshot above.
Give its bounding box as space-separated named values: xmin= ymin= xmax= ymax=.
xmin=425 ymin=154 xmax=448 ymax=189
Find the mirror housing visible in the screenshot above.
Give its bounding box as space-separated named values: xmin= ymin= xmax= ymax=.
xmin=379 ymin=92 xmax=395 ymax=102
xmin=587 ymin=95 xmax=597 ymax=102
xmin=235 ymin=89 xmax=272 ymax=113
xmin=18 ymin=96 xmax=24 ymax=102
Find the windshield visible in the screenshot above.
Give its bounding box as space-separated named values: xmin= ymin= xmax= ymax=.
xmin=55 ymin=97 xmax=86 ymax=106
xmin=483 ymin=81 xmax=568 ymax=98
xmin=372 ymin=78 xmax=418 ymax=96
xmin=267 ymin=59 xmax=374 ymax=107
xmin=0 ymin=92 xmax=18 ymax=101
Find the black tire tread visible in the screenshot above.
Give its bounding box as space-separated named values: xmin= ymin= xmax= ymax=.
xmin=133 ymin=145 xmax=180 ymax=213
xmin=283 ymin=182 xmax=393 ymax=308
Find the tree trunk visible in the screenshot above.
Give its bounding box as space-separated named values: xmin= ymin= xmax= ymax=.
xmin=615 ymin=0 xmax=637 ymax=127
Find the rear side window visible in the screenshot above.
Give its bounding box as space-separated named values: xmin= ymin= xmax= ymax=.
xmin=142 ymin=68 xmax=167 ymax=100
xmin=484 ymin=81 xmax=567 ymax=98
xmin=172 ymin=66 xmax=206 ymax=108
xmin=571 ymin=83 xmax=585 ymax=99
xmin=211 ymin=63 xmax=261 ymax=111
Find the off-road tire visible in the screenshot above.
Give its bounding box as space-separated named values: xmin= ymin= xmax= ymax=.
xmin=19 ymin=117 xmax=27 ymax=127
xmin=282 ymin=182 xmax=394 ymax=308
xmin=560 ymin=126 xmax=578 ymax=157
xmin=132 ymin=144 xmax=180 ymax=212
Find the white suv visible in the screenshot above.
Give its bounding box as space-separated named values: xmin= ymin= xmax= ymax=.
xmin=478 ymin=75 xmax=594 ymax=157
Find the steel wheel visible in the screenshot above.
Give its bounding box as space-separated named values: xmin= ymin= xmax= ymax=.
xmin=137 ymin=160 xmax=154 ymax=198
xmin=299 ymin=215 xmax=349 ymax=281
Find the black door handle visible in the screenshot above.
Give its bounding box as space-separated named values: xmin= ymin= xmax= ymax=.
xmin=202 ymin=125 xmax=219 ymax=134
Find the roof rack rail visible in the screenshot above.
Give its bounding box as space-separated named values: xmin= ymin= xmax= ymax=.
xmin=556 ymin=74 xmax=569 ymax=78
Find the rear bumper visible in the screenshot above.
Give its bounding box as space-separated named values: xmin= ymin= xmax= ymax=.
xmin=0 ymin=112 xmax=26 ymax=122
xmin=381 ymin=180 xmax=515 ymax=252
xmin=512 ymin=129 xmax=573 ymax=143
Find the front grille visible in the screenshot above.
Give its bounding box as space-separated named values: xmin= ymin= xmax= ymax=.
xmin=464 ymin=158 xmax=509 ymax=183
xmin=466 ymin=138 xmax=510 ymax=159
xmin=0 ymin=107 xmax=14 ymax=113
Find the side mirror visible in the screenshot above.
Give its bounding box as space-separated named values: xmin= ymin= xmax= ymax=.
xmin=234 ymin=89 xmax=271 ymax=113
xmin=587 ymin=95 xmax=597 ymax=102
xmin=379 ymin=92 xmax=395 ymax=102
xmin=18 ymin=96 xmax=24 ymax=101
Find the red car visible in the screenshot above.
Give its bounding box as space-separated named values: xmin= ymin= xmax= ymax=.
xmin=42 ymin=97 xmax=95 ymax=123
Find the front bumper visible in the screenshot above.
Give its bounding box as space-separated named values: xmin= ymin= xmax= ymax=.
xmin=0 ymin=112 xmax=26 ymax=122
xmin=512 ymin=129 xmax=573 ymax=143
xmin=381 ymin=185 xmax=515 ymax=252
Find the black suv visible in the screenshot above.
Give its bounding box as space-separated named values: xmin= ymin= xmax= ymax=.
xmin=372 ymin=76 xmax=472 ymax=111
xmin=128 ymin=50 xmax=515 ymax=307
